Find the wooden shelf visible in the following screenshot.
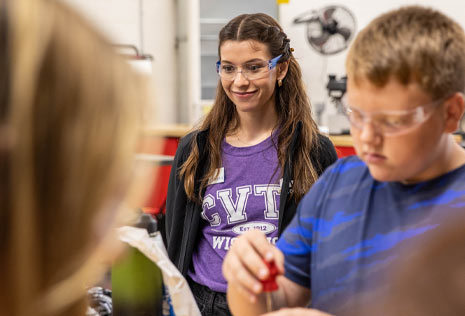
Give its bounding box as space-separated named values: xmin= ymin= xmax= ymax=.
xmin=144 ymin=124 xmax=193 ymax=138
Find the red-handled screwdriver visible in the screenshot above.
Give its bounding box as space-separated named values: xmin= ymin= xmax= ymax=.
xmin=261 ymin=260 xmax=279 ymax=312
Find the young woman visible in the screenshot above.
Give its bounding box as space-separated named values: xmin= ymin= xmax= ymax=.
xmin=0 ymin=0 xmax=149 ymax=315
xmin=165 ymin=13 xmax=338 ymax=316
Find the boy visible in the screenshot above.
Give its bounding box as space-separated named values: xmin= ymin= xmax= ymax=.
xmin=222 ymin=5 xmax=465 ymax=316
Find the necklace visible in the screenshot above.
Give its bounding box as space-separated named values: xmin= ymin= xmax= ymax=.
xmin=229 ymin=130 xmax=272 ymax=147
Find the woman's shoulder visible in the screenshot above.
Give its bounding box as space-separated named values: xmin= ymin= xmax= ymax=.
xmin=178 ymin=130 xmax=197 ymax=147
xmin=177 ymin=129 xmax=208 ymax=149
xmin=311 ymin=133 xmax=339 ymax=174
xmin=316 ymin=133 xmax=336 ymax=152
xmin=175 ymin=128 xmax=210 ymax=162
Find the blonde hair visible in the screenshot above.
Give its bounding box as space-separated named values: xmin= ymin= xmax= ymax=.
xmin=0 ymin=0 xmax=147 ymax=315
xmin=346 ymin=5 xmax=465 ymax=99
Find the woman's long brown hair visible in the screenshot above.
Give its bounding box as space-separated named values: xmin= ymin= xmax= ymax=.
xmin=181 ymin=13 xmax=320 ymax=204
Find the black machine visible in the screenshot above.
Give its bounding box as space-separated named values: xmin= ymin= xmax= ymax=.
xmin=325 ymin=74 xmax=350 ymax=134
xmin=326 ymin=74 xmax=346 ymax=102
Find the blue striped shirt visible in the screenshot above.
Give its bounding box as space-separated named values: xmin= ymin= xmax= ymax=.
xmin=277 ymin=155 xmax=465 ymax=313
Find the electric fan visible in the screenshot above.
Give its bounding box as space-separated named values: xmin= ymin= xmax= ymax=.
xmin=294 ymin=5 xmax=356 ymax=55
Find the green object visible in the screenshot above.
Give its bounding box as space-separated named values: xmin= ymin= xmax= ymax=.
xmin=112 ymin=214 xmax=163 ymax=316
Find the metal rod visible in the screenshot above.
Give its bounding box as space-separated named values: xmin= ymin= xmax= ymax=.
xmin=266 ymin=292 xmax=272 ymax=313
xmin=139 ymin=0 xmax=144 ymax=52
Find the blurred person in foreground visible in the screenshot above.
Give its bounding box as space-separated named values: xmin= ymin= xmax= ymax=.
xmin=0 ymin=0 xmax=150 ymax=315
xmin=223 ymin=5 xmax=465 ymax=315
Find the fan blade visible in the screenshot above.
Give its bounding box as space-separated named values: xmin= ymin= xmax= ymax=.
xmin=294 ymin=10 xmax=319 ymax=24
xmin=336 ymin=27 xmax=352 ymax=41
xmin=322 ymin=7 xmax=336 ymax=21
xmin=310 ymin=31 xmax=331 ymax=47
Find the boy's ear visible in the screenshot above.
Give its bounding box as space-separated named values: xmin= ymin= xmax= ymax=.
xmin=277 ymin=61 xmax=289 ymax=81
xmin=443 ymin=92 xmax=465 ymax=133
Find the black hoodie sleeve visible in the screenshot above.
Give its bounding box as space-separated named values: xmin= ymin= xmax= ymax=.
xmin=164 ymin=132 xmax=195 ymax=247
xmin=313 ymin=134 xmax=338 ymax=176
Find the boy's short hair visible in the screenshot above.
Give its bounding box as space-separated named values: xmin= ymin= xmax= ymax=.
xmin=346 ymin=5 xmax=465 ymax=99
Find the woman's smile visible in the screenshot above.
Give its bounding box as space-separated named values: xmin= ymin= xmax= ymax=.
xmin=232 ymin=90 xmax=257 ymax=100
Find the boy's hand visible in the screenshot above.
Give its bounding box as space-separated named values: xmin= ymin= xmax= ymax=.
xmin=223 ymin=229 xmax=284 ymax=303
xmin=261 ymin=307 xmax=333 ymax=316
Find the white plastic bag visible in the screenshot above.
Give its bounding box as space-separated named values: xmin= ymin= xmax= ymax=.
xmin=117 ymin=226 xmax=201 ymax=316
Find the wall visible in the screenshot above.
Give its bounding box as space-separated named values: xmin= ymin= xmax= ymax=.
xmin=279 ymin=0 xmax=465 ymax=127
xmin=63 ymin=0 xmax=177 ymax=125
xmin=58 ymin=0 xmax=465 ymax=126
xmin=176 ymin=0 xmax=201 ymax=125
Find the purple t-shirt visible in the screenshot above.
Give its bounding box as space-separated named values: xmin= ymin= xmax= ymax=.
xmin=188 ymin=134 xmax=281 ymax=292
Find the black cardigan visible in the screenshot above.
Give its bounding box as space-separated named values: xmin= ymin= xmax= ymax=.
xmin=165 ymin=123 xmax=338 ymax=275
